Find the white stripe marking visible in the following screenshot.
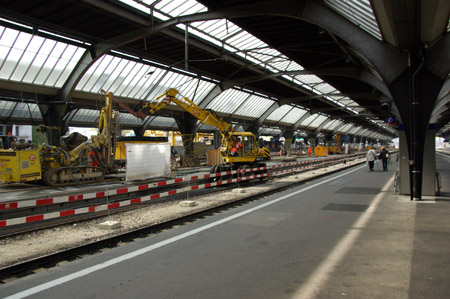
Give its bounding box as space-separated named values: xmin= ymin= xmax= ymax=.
xmin=292 ymin=175 xmax=395 ymax=298
xmin=4 ymin=165 xmax=366 ymax=299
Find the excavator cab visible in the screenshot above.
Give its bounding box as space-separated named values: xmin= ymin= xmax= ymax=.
xmin=221 ymin=132 xmax=269 ymax=164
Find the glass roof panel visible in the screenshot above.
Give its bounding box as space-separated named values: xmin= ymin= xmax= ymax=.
xmin=174 ymin=81 xmax=216 ymax=105
xmin=206 ymin=89 xmax=248 ymax=114
xmin=295 ymin=75 xmax=323 ymax=85
xmin=148 ymin=116 xmax=178 ymax=129
xmin=192 ymin=19 xmax=241 ymax=41
xmin=314 ymin=83 xmax=336 ymax=94
xmin=0 ymin=26 xmax=86 ymax=87
xmin=337 ymin=123 xmax=354 ymax=133
xmin=299 ymin=114 xmax=320 ymax=127
xmin=120 ymin=113 xmax=142 ymax=126
xmin=71 ymin=109 xmax=99 ymax=124
xmin=5 ymin=102 xmax=41 ymax=119
xmin=358 ymin=128 xmax=368 ymax=136
xmin=306 ymin=114 xmax=328 ymax=128
xmin=280 ymin=107 xmax=308 ymax=124
xmin=322 ymin=119 xmax=343 ymax=131
xmin=324 ymin=0 xmax=382 ymax=40
xmin=266 ymin=105 xmax=292 ymax=122
xmin=233 ymin=95 xmax=275 ymax=119
xmin=0 ymin=100 xmax=15 ymax=117
xmin=260 ymin=127 xmax=282 ymax=136
xmin=347 ymin=126 xmax=361 ymax=135
xmin=76 ymin=54 xmax=215 ymax=104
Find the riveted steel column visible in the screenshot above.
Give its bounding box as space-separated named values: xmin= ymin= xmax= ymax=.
xmin=37 ymin=101 xmax=70 ymax=146
xmin=175 ymin=113 xmax=198 ymax=165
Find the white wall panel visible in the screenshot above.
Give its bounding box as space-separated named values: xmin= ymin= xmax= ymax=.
xmin=126 ymin=143 xmax=171 ymax=181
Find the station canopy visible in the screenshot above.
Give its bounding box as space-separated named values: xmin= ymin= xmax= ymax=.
xmin=0 ymin=0 xmax=404 ymax=142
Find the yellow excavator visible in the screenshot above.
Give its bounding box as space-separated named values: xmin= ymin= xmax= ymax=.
xmin=0 ymin=92 xmax=119 ymax=186
xmin=137 ymin=88 xmax=270 ymax=174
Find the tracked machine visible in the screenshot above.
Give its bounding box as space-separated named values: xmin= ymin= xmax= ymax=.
xmin=0 ymin=92 xmax=120 ymax=186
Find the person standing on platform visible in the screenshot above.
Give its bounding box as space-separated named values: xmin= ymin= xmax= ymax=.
xmin=379 ymin=146 xmax=389 ymax=171
xmin=366 ymin=147 xmax=377 ymax=171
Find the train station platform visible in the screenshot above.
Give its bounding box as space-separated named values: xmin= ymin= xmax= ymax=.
xmin=1 ymin=153 xmax=450 ymax=298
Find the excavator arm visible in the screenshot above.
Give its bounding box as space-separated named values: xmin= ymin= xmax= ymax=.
xmin=140 ymin=88 xmax=231 ymax=136
xmin=138 ymin=88 xmax=270 ymax=165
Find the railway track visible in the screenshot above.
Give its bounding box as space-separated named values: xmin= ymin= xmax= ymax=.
xmin=0 ymin=156 xmax=365 ymax=284
xmin=0 ymin=155 xmax=363 ymax=237
xmin=0 ymin=182 xmax=241 ymax=238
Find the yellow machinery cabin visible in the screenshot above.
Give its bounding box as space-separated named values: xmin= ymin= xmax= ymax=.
xmin=0 ymin=148 xmax=42 ymax=183
xmin=314 ymin=145 xmax=329 ymax=157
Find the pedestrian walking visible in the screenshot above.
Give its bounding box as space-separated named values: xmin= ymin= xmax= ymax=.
xmin=366 ymin=147 xmax=377 ymax=171
xmin=379 ymin=146 xmax=389 ymax=171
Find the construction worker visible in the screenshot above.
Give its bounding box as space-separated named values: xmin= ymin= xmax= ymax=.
xmin=230 ymin=137 xmax=242 ymax=156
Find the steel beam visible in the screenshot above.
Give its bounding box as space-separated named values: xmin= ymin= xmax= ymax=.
xmin=256 ymin=102 xmax=279 ymax=125
xmin=233 ymin=67 xmax=392 ymax=99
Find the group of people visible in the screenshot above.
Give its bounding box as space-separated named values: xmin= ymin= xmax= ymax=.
xmin=366 ymin=146 xmax=390 ymax=171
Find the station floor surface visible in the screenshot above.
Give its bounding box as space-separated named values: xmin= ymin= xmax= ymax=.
xmin=1 ymin=153 xmax=450 ymax=298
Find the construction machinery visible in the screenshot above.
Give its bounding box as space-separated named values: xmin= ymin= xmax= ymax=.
xmin=137 ymin=88 xmax=270 ymax=173
xmin=0 ymin=92 xmax=120 ymax=186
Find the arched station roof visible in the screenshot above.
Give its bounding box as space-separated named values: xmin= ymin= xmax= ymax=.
xmin=0 ymin=0 xmax=448 ymax=141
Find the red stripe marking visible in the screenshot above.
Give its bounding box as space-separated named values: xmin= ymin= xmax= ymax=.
xmin=60 ymin=210 xmax=75 ymax=217
xmin=191 ymin=186 xmax=199 ymax=190
xmin=108 ymin=203 xmax=120 ymax=209
xmin=157 ymin=181 xmax=167 ymax=186
xmin=0 ymin=220 xmax=6 ymax=227
xmin=151 ymin=194 xmax=160 ymax=200
xmin=217 ymin=181 xmax=222 ymax=185
xmin=168 ymin=190 xmax=176 ymax=195
xmin=89 ymin=207 xmax=96 ymax=212
xmin=36 ymin=198 xmax=53 ymax=206
xmin=226 ymin=171 xmax=232 ymax=175
xmin=205 ymin=183 xmax=211 ymax=188
xmin=204 ymin=174 xmax=211 ymax=179
xmin=0 ymin=202 xmax=18 ymax=210
xmin=175 ymin=178 xmax=183 ymax=183
xmin=237 ymin=178 xmax=242 ymax=182
xmin=138 ymin=184 xmax=148 ymax=190
xmin=227 ymin=179 xmax=233 ymax=184
xmin=26 ymin=215 xmax=44 ymax=223
xmin=116 ymin=188 xmax=128 ymax=194
xmin=69 ymin=195 xmax=84 ymax=201
xmin=131 ymin=198 xmax=141 ymax=204
xmin=96 ymin=192 xmax=105 ymax=197
xmin=191 ymin=176 xmax=198 ymax=180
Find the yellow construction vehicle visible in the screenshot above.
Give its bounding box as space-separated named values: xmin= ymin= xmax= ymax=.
xmin=0 ymin=92 xmax=120 ymax=186
xmin=137 ymin=88 xmax=270 ymax=173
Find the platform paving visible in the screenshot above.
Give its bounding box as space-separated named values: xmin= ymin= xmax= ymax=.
xmin=1 ymin=153 xmax=450 ymax=298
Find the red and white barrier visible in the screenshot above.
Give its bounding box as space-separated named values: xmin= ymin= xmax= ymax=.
xmin=0 ymin=154 xmax=362 ymax=228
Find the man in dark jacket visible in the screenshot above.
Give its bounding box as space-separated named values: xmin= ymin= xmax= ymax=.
xmin=379 ymin=146 xmax=389 ymax=171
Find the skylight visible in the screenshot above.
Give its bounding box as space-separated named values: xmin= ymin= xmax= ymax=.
xmin=0 ymin=26 xmax=86 ymax=88
xmin=324 ymin=0 xmax=382 ymax=40
xmin=116 ymin=0 xmax=367 ymax=119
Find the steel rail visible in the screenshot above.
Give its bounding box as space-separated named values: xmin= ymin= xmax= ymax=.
xmin=0 ymin=159 xmax=365 ymax=283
